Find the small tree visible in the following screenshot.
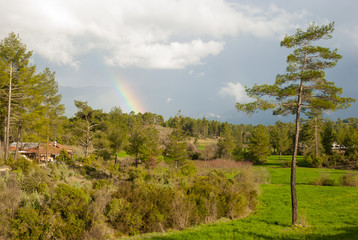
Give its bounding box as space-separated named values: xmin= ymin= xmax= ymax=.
xmin=107 ymin=107 xmax=128 ymax=163
xmin=270 ymin=121 xmax=292 ymax=161
xmin=301 ymin=110 xmax=324 ymax=167
xmin=248 ymin=125 xmax=271 ymax=164
xmin=72 ymin=101 xmax=103 ymax=157
xmin=322 ymin=119 xmax=335 ymax=156
xmin=216 ymin=124 xmax=235 ymax=159
xmin=236 ymin=22 xmax=355 ymax=225
xmin=138 ymin=126 xmax=161 ymax=169
xmin=126 ymin=125 xmax=145 ymax=167
xmin=164 ymin=112 xmax=187 ymax=169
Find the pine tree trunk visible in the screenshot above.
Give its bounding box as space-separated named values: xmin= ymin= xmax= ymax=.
xmin=4 ymin=61 xmax=13 ymax=160
xmin=37 ymin=143 xmax=41 ymax=164
xmin=46 ymin=120 xmax=50 ymax=162
xmin=291 ymin=43 xmax=308 ymax=226
xmin=0 ymin=138 xmax=2 ymax=160
xmin=3 ymin=120 xmax=7 ymax=159
xmin=314 ymin=117 xmax=318 ymax=158
xmin=85 ymin=120 xmax=90 ymax=157
xmin=14 ymin=123 xmax=21 ymax=161
xmin=291 ymin=110 xmax=301 ymax=226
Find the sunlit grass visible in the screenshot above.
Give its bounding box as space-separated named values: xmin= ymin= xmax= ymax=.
xmin=117 ymin=151 xmax=130 ymax=158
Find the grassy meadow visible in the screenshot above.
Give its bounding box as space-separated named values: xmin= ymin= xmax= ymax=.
xmin=124 ymin=155 xmax=358 ymax=240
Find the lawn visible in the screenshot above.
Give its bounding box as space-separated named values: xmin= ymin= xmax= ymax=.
xmin=259 ymin=155 xmax=355 ymax=185
xmin=124 ymin=156 xmax=358 ymax=240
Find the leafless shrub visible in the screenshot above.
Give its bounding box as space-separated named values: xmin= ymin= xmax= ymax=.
xmin=170 ymin=193 xmax=195 ymax=229
xmin=200 ymin=144 xmax=217 ymax=160
xmin=254 ymin=167 xmax=271 ymax=184
xmin=0 ymin=172 xmax=22 ymax=239
xmin=340 ymin=172 xmax=358 ymax=187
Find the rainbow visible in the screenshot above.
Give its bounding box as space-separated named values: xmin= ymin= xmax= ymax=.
xmin=110 ymin=74 xmax=145 ymax=114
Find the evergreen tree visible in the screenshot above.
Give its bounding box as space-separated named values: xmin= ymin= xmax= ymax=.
xmin=322 ymin=120 xmax=335 ymax=155
xmin=138 ymin=126 xmax=161 ymax=169
xmin=126 ymin=124 xmax=146 ymax=167
xmin=270 ymin=121 xmax=291 ymax=161
xmin=164 ymin=112 xmax=187 ymax=169
xmin=72 ymin=101 xmax=103 ymax=157
xmin=302 ymin=111 xmax=324 ymax=167
xmin=216 ymin=124 xmax=235 ymax=159
xmin=107 ymin=107 xmax=128 ymax=163
xmin=38 ymin=68 xmax=65 ymax=161
xmin=248 ymin=125 xmax=271 ymax=164
xmin=236 ymin=22 xmax=355 ymax=225
xmin=0 ymin=33 xmax=34 ymax=160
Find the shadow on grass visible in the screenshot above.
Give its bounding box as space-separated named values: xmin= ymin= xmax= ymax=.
xmin=146 ymin=225 xmax=358 ymax=240
xmin=304 ymin=226 xmax=358 ymax=240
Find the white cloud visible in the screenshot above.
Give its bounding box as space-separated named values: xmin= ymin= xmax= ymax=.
xmin=208 ymin=113 xmax=221 ymax=119
xmin=188 ymin=70 xmax=205 ymax=78
xmin=218 ymin=82 xmax=252 ymax=103
xmin=105 ymin=40 xmax=224 ymax=69
xmin=0 ymin=0 xmax=306 ymax=69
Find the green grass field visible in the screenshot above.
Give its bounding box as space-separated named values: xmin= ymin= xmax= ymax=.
xmin=124 ymin=155 xmax=358 ymax=240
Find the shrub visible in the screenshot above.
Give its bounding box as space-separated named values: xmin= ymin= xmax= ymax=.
xmin=10 ymin=157 xmax=33 ymax=174
xmin=9 ymin=207 xmax=45 ymax=239
xmin=254 ymin=167 xmax=271 ymax=184
xmin=200 ymin=144 xmax=217 ymax=160
xmin=311 ymin=174 xmax=336 ymax=186
xmin=305 ymin=154 xmax=324 ymax=168
xmin=340 ymin=172 xmax=358 ymax=187
xmin=179 ymin=161 xmax=198 ymax=177
xmin=57 ymin=149 xmax=73 ymax=165
xmin=51 ymin=183 xmax=90 ymax=239
xmin=187 ymin=142 xmax=201 ymax=160
xmin=0 ymin=172 xmax=22 ymax=238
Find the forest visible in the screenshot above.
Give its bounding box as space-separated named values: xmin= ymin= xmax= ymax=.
xmin=0 ymin=24 xmax=357 ymax=239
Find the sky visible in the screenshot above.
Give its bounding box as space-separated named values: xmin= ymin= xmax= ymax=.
xmin=1 ymin=0 xmax=358 ymax=125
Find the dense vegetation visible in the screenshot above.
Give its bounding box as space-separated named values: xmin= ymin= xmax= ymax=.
xmin=0 ymin=157 xmax=264 ymax=239
xmin=126 ymin=157 xmax=358 ymax=240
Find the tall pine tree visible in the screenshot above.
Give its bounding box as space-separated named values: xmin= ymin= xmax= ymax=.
xmin=236 ymin=22 xmax=355 ymax=225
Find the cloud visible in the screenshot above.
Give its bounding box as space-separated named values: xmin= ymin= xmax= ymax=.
xmin=208 ymin=113 xmax=221 ymax=119
xmin=0 ymin=0 xmax=306 ymax=69
xmin=104 ymin=40 xmax=224 ymax=69
xmin=188 ymin=69 xmax=205 ymax=78
xmin=218 ymin=82 xmax=252 ymax=103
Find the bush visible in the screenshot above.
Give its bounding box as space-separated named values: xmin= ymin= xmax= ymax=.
xmin=200 ymin=144 xmax=217 ymax=160
xmin=179 ymin=161 xmax=198 ymax=177
xmin=311 ymin=175 xmax=336 ymax=186
xmin=9 ymin=207 xmax=45 ymax=239
xmin=51 ymin=183 xmax=90 ymax=239
xmin=187 ymin=142 xmax=201 ymax=160
xmin=305 ymin=154 xmax=324 ymax=168
xmin=57 ymin=149 xmax=73 ymax=165
xmin=340 ymin=172 xmax=358 ymax=187
xmin=10 ymin=157 xmax=33 ymax=174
